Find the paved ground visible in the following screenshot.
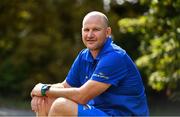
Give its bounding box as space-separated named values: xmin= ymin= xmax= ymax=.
xmin=0 ymin=107 xmax=35 ymax=116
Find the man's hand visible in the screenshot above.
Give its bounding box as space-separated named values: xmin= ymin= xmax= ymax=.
xmin=31 ymin=83 xmax=44 ymax=97
xmin=31 ymin=96 xmax=44 ymax=112
xmin=31 ymin=96 xmax=56 ymax=115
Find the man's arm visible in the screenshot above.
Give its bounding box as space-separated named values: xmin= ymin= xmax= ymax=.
xmin=47 ymin=80 xmax=111 ymax=104
xmin=30 ymin=80 xmax=70 ymax=97
xmin=31 ymin=80 xmax=111 ymax=105
xmin=30 ymin=80 xmax=71 ymax=114
xmin=51 ymin=80 xmax=72 ymax=88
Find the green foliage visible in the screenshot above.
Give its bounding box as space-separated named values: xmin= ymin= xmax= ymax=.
xmin=118 ymin=0 xmax=180 ymax=94
xmin=1 ymin=0 xmax=179 ymax=100
xmin=0 ymin=0 xmax=106 ymax=98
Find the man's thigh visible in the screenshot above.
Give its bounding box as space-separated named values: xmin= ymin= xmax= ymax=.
xmin=78 ymin=104 xmax=108 ymax=116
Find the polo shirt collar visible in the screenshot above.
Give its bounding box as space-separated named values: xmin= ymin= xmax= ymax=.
xmin=84 ymin=37 xmax=113 ymax=63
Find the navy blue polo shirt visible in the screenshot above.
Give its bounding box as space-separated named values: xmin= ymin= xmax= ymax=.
xmin=66 ymin=37 xmax=149 ymax=116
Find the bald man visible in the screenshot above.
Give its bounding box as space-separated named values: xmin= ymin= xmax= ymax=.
xmin=31 ymin=11 xmax=149 ymax=116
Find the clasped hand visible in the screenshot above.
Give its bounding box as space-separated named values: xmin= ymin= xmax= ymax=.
xmin=31 ymin=83 xmax=44 ymax=97
xmin=31 ymin=83 xmax=47 ymax=113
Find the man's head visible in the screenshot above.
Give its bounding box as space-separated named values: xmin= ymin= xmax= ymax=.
xmin=82 ymin=11 xmax=109 ymax=28
xmin=82 ymin=11 xmax=111 ymax=53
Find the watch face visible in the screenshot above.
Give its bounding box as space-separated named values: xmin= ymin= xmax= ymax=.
xmin=41 ymin=85 xmax=50 ymax=96
xmin=42 ymin=85 xmax=48 ymax=90
xmin=42 ymin=85 xmax=50 ymax=90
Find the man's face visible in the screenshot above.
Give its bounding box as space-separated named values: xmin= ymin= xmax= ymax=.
xmin=82 ymin=15 xmax=110 ymax=51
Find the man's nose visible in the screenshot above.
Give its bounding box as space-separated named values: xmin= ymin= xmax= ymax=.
xmin=87 ymin=30 xmax=94 ymax=38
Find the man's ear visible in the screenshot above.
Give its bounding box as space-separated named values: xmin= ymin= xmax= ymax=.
xmin=106 ymin=27 xmax=112 ymax=38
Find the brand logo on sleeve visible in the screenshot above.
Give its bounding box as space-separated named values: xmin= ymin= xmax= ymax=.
xmin=92 ymin=72 xmax=109 ymax=79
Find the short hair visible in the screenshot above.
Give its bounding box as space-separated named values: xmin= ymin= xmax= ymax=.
xmin=82 ymin=11 xmax=109 ymax=27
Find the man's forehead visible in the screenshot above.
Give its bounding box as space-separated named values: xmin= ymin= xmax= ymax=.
xmin=82 ymin=24 xmax=104 ymax=29
xmin=82 ymin=18 xmax=105 ymax=29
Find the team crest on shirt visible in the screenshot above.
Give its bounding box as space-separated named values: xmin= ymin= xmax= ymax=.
xmin=92 ymin=72 xmax=109 ymax=79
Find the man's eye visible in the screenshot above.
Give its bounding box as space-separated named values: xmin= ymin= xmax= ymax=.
xmin=83 ymin=29 xmax=89 ymax=32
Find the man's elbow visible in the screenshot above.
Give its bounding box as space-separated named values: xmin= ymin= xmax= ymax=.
xmin=73 ymin=89 xmax=90 ymax=105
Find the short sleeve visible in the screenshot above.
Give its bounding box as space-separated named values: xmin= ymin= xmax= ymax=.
xmin=91 ymin=52 xmax=128 ymax=86
xmin=66 ymin=53 xmax=82 ymax=87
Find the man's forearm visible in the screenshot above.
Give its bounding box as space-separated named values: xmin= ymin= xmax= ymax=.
xmin=46 ymin=87 xmax=85 ymax=104
xmin=51 ymin=83 xmax=64 ymax=88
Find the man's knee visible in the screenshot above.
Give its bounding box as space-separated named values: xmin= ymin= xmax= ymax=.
xmin=49 ymin=97 xmax=78 ymax=116
xmin=51 ymin=97 xmax=68 ymax=111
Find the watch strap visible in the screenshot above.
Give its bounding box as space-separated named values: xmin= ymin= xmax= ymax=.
xmin=41 ymin=84 xmax=51 ymax=96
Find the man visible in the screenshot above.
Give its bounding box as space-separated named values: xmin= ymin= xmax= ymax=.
xmin=31 ymin=11 xmax=149 ymax=116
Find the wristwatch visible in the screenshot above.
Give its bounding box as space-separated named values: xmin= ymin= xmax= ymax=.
xmin=41 ymin=84 xmax=51 ymax=96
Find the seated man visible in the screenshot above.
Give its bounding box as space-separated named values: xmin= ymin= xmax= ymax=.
xmin=31 ymin=11 xmax=149 ymax=116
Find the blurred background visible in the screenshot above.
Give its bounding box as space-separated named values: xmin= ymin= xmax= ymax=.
xmin=0 ymin=0 xmax=180 ymax=116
